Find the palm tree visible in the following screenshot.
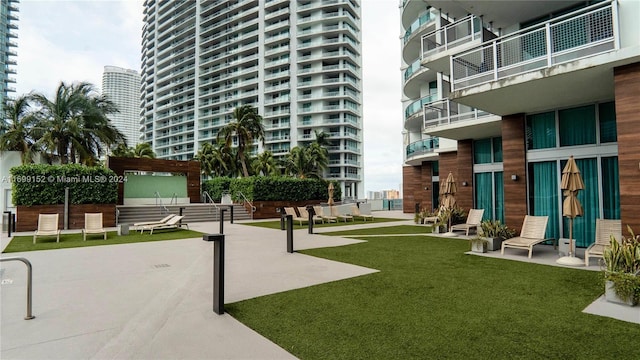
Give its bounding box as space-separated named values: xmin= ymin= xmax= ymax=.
xmin=194 ymin=141 xmax=237 ymax=178
xmin=110 ymin=143 xmax=134 ymax=157
xmin=313 ymin=130 xmax=331 ymax=147
xmin=132 ymin=143 xmax=156 ymax=158
xmin=0 ymin=95 xmax=41 ymax=164
xmin=32 ymin=81 xmax=126 ymax=164
xmin=217 ymin=105 xmax=265 ymax=177
xmin=252 ymin=150 xmax=279 ymax=176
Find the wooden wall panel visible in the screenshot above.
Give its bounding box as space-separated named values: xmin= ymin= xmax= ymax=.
xmin=106 ymin=157 xmax=201 ymax=205
xmin=456 ymin=140 xmax=473 ymax=211
xmin=402 ymin=165 xmax=422 ymax=213
xmin=614 ymin=62 xmax=640 ymax=231
xmin=420 ymin=162 xmax=433 ymax=212
xmin=17 ymin=204 xmax=116 ymax=231
xmin=501 ymin=114 xmax=528 ymax=232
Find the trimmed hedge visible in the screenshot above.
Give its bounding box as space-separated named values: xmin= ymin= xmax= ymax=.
xmin=10 ymin=164 xmax=118 ymax=206
xmin=202 ymin=176 xmax=341 ymax=202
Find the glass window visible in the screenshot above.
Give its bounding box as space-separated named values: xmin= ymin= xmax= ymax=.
xmin=432 ymin=161 xmax=439 ymax=177
xmin=601 ymin=156 xmax=620 ymax=219
xmin=473 ymin=139 xmax=492 ymax=164
xmin=526 ymin=112 xmax=556 ymax=149
xmin=528 ymin=161 xmax=559 ymax=241
xmin=559 ymin=105 xmax=596 ymax=146
xmin=474 ymin=173 xmax=493 ymax=220
xmin=492 ymin=137 xmax=503 ymax=163
xmin=599 ymin=102 xmax=617 ymax=143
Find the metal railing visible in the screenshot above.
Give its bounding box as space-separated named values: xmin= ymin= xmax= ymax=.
xmin=236 ymin=191 xmax=256 ymax=220
xmin=0 ymin=257 xmax=35 ymax=320
xmin=202 ymin=191 xmax=219 ymax=215
xmin=451 ymin=1 xmax=616 ymax=91
xmin=421 ymin=15 xmax=484 ymax=59
xmin=154 ymin=191 xmax=170 ymax=214
xmin=169 ymin=193 xmax=178 ymax=206
xmin=423 ymin=99 xmax=493 ymax=128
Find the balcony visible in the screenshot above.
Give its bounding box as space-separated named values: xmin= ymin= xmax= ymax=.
xmin=404 ymin=94 xmax=438 ymax=132
xmin=403 ymin=59 xmax=437 ymax=99
xmin=421 ymin=15 xmax=495 ymax=74
xmin=422 ymin=99 xmax=501 ymax=141
xmin=405 ymin=137 xmax=439 ymax=164
xmin=449 ymin=1 xmax=622 ymax=116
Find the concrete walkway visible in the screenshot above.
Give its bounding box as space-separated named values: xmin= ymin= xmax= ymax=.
xmin=2 ymin=210 xmax=637 ymax=359
xmin=0 ymin=211 xmax=411 ymax=359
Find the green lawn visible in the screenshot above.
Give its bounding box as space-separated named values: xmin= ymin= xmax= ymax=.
xmin=243 ymin=217 xmax=403 ymax=230
xmin=321 ymin=224 xmax=431 ymax=236
xmin=227 ymin=229 xmax=639 ymax=359
xmin=3 ymin=229 xmax=204 ymax=253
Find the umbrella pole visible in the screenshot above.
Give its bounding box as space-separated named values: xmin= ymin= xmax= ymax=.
xmin=569 ymin=218 xmax=574 ymax=257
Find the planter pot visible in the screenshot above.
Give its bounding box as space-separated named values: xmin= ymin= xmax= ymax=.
xmin=471 ymin=241 xmax=487 ymax=253
xmin=605 ymin=280 xmax=638 ymax=306
xmin=482 ymin=237 xmax=503 ymax=251
xmin=432 ymin=225 xmax=440 ymax=234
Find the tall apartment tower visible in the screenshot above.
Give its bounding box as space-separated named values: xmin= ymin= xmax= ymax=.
xmin=102 ymin=66 xmax=142 ymax=146
xmin=140 ymin=0 xmax=364 ymax=199
xmin=1 ymin=0 xmax=19 ymax=111
xmin=401 ymin=0 xmax=640 ymax=247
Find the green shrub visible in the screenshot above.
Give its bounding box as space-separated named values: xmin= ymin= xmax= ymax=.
xmin=10 ymin=164 xmax=118 ymax=205
xmin=202 ymin=176 xmax=341 ymax=202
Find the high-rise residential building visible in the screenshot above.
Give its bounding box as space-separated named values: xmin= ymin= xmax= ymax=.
xmin=102 ymin=66 xmax=142 ymax=146
xmin=140 ymin=0 xmax=364 ymax=199
xmin=401 ymin=0 xmax=640 ymax=247
xmin=1 ymin=0 xmax=19 ymax=111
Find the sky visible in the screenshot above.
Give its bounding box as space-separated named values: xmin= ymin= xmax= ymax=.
xmin=15 ymin=0 xmax=404 ymax=195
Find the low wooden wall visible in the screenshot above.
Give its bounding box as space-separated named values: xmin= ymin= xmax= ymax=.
xmin=16 ymin=204 xmax=117 ymax=231
xmin=253 ymin=200 xmax=327 ymax=220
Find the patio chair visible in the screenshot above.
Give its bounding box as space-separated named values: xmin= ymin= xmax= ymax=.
xmin=33 ymin=213 xmax=60 ymax=244
xmin=314 ymin=206 xmax=337 ymax=223
xmin=140 ymin=215 xmax=187 ymax=235
xmin=423 ymin=206 xmax=444 ymax=225
xmin=298 ymin=206 xmax=323 ymax=224
xmin=584 ymin=219 xmax=622 ymax=266
xmin=501 ymin=215 xmax=549 ymax=258
xmin=83 ymin=213 xmax=107 ymax=241
xmin=450 ymin=209 xmax=485 ymax=236
xmin=284 ymin=207 xmax=307 ymax=226
xmin=133 ymin=214 xmax=176 ymax=228
xmin=351 ymin=205 xmax=374 ymax=222
xmin=331 ymin=206 xmax=353 ymax=222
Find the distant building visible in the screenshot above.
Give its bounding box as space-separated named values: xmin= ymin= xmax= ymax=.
xmin=102 ymin=66 xmax=142 ymax=146
xmin=368 ymin=191 xmax=383 ymax=200
xmin=384 ymin=190 xmax=399 ymax=200
xmin=1 ymin=0 xmax=19 ymax=112
xmin=140 ymin=1 xmax=364 ymax=199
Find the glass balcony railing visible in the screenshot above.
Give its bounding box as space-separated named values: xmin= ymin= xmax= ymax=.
xmin=404 ymin=10 xmax=436 ymax=44
xmin=404 ymin=59 xmax=422 ymax=81
xmin=406 ymin=137 xmax=439 ymax=158
xmin=451 ymin=1 xmax=616 ymax=91
xmin=423 ymin=99 xmax=493 ymax=128
xmin=405 ymin=94 xmax=438 ymax=119
xmin=421 ymin=15 xmax=484 ymax=59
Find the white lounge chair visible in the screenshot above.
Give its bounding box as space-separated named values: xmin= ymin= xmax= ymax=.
xmin=140 ymin=215 xmax=187 ymax=234
xmin=314 ymin=206 xmax=337 ymax=223
xmin=585 ymin=219 xmax=622 ymax=266
xmin=284 ymin=207 xmax=307 ymax=226
xmin=33 ymin=214 xmax=61 ymax=244
xmin=133 ymin=214 xmax=176 ymax=228
xmin=501 ymin=215 xmax=549 ymax=258
xmin=351 ymin=205 xmax=373 ymax=222
xmin=331 ymin=206 xmax=353 ymax=222
xmin=83 ymin=213 xmax=107 ymax=241
xmin=451 ymin=209 xmax=485 ymax=236
xmin=298 ymin=206 xmax=323 ymax=224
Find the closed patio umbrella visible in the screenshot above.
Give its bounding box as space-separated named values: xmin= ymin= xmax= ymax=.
xmin=557 ymin=156 xmax=585 ymax=266
xmin=442 ymin=172 xmax=458 ymax=236
xmin=328 ymin=182 xmax=334 ymax=207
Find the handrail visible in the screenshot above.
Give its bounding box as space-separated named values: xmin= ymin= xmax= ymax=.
xmin=0 ymin=257 xmax=35 ymax=320
xmin=202 ymin=191 xmax=219 ymax=214
xmin=154 ymin=191 xmax=170 ymax=214
xmin=236 ymin=191 xmax=256 ymax=220
xmin=169 ymin=193 xmax=178 ymax=206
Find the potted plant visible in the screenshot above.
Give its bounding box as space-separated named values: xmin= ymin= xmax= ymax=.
xmin=602 ymin=226 xmax=640 ymax=306
xmin=433 ymin=208 xmax=451 ymax=234
xmin=470 ymin=236 xmax=488 ymax=253
xmin=478 ymin=220 xmax=516 ymax=251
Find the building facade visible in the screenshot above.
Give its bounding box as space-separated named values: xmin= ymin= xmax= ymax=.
xmin=1 ymin=0 xmax=18 ymax=111
xmin=140 ymin=0 xmax=364 ymax=199
xmin=401 ymin=0 xmax=640 ymax=247
xmin=102 ymin=66 xmax=142 ymax=146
